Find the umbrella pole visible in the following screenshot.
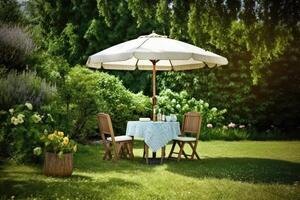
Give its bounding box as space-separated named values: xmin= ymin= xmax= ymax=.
xmin=151 ymin=60 xmax=158 ymax=160
xmin=151 ymin=60 xmax=157 ymax=121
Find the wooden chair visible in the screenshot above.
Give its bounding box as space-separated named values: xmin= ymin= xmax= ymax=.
xmin=168 ymin=112 xmax=202 ymax=161
xmin=97 ymin=113 xmax=134 ymax=160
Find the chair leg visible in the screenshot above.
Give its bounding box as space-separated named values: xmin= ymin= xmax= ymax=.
xmin=182 ymin=149 xmax=189 ymax=159
xmin=108 ymin=143 xmax=113 ymax=160
xmin=103 ymin=151 xmax=109 ymax=160
xmin=168 ymin=141 xmax=176 ymax=158
xmin=124 ymin=143 xmax=129 ymax=159
xmin=125 ymin=142 xmax=133 ymax=160
xmin=130 ymin=138 xmax=134 ymax=159
xmin=122 ymin=143 xmax=128 ymax=158
xmin=103 ymin=142 xmax=112 ymax=160
xmin=188 ymin=142 xmax=200 ymax=160
xmin=124 ymin=142 xmax=130 ymax=159
xmin=103 ymin=149 xmax=109 ymax=160
xmin=113 ymin=143 xmax=121 ymax=160
xmin=128 ymin=142 xmax=134 ymax=159
xmin=177 ymin=142 xmax=185 ymax=161
xmin=119 ymin=143 xmax=124 ymax=158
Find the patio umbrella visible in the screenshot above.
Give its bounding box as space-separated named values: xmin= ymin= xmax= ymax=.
xmin=86 ymin=32 xmax=228 ymax=120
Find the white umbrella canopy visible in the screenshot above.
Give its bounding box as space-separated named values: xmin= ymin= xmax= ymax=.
xmin=86 ymin=32 xmax=228 ymax=120
xmin=86 ymin=32 xmax=228 ymax=70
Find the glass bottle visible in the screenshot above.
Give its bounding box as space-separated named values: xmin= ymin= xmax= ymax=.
xmin=162 ymin=111 xmax=165 ymax=122
xmin=157 ymin=109 xmax=162 ymax=121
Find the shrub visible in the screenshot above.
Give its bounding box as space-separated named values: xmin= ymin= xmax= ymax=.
xmin=29 ymin=53 xmax=70 ymax=84
xmin=201 ymin=126 xmax=250 ymax=141
xmin=55 ymin=66 xmax=151 ymax=139
xmin=61 ymin=66 xmax=104 ymax=138
xmin=96 ymin=71 xmax=151 ymax=136
xmin=157 ymin=89 xmax=227 ymax=126
xmin=0 ymin=103 xmax=55 ymax=162
xmin=0 ymin=24 xmax=34 ymax=70
xmin=0 ymin=70 xmax=56 ymax=110
xmin=0 ymin=0 xmax=24 ymax=24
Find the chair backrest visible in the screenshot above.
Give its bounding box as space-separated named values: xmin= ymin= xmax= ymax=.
xmin=182 ymin=112 xmax=202 ymax=138
xmin=97 ymin=113 xmax=115 ymax=141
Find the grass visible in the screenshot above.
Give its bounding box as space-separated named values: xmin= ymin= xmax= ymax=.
xmin=0 ymin=140 xmax=300 ymax=200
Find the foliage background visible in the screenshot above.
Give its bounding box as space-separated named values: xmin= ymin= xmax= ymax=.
xmin=1 ymin=0 xmax=299 ymax=140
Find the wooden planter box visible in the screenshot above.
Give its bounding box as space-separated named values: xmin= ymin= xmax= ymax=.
xmin=43 ymin=152 xmax=73 ymax=177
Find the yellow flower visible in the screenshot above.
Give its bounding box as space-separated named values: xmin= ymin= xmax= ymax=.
xmin=57 ymin=131 xmax=64 ymax=137
xmin=48 ymin=134 xmax=55 ymax=140
xmin=73 ymin=145 xmax=77 ymax=152
xmin=63 ymin=137 xmax=69 ymax=146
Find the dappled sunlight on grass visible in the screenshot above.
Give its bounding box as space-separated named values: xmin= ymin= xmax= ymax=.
xmin=1 ymin=141 xmax=300 ymax=200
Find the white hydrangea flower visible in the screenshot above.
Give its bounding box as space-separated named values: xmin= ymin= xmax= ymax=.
xmin=211 ymin=107 xmax=217 ymax=112
xmin=228 ymin=122 xmax=236 ymax=128
xmin=207 ymin=124 xmax=213 ymax=128
xmin=11 ymin=117 xmax=19 ymax=125
xmin=25 ymin=102 xmax=33 ymax=110
xmin=239 ymin=125 xmax=245 ymax=128
xmin=9 ymin=108 xmax=14 ymax=114
xmin=32 ymin=113 xmax=42 ymax=123
xmin=17 ymin=117 xmax=24 ymax=124
xmin=17 ymin=114 xmax=25 ymax=120
xmin=33 ymin=147 xmax=42 ymax=156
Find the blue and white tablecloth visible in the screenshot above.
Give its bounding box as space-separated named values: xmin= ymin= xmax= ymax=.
xmin=126 ymin=121 xmax=180 ymax=152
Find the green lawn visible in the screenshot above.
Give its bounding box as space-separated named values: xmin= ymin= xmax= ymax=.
xmin=1 ymin=141 xmax=300 ymax=200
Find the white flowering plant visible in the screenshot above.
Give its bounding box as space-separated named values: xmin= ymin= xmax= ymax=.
xmin=0 ymin=102 xmax=55 ymax=162
xmin=201 ymin=122 xmax=249 ymax=141
xmin=157 ymin=89 xmax=227 ymax=125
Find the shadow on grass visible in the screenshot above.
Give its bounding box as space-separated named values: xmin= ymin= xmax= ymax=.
xmin=0 ymin=177 xmax=141 ymax=199
xmin=165 ymin=157 xmax=300 ymax=184
xmin=73 ymin=142 xmax=155 ymax=174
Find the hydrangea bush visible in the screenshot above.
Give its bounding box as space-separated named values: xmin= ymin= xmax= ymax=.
xmin=157 ymin=89 xmax=227 ymax=126
xmin=0 ymin=102 xmax=55 ymax=162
